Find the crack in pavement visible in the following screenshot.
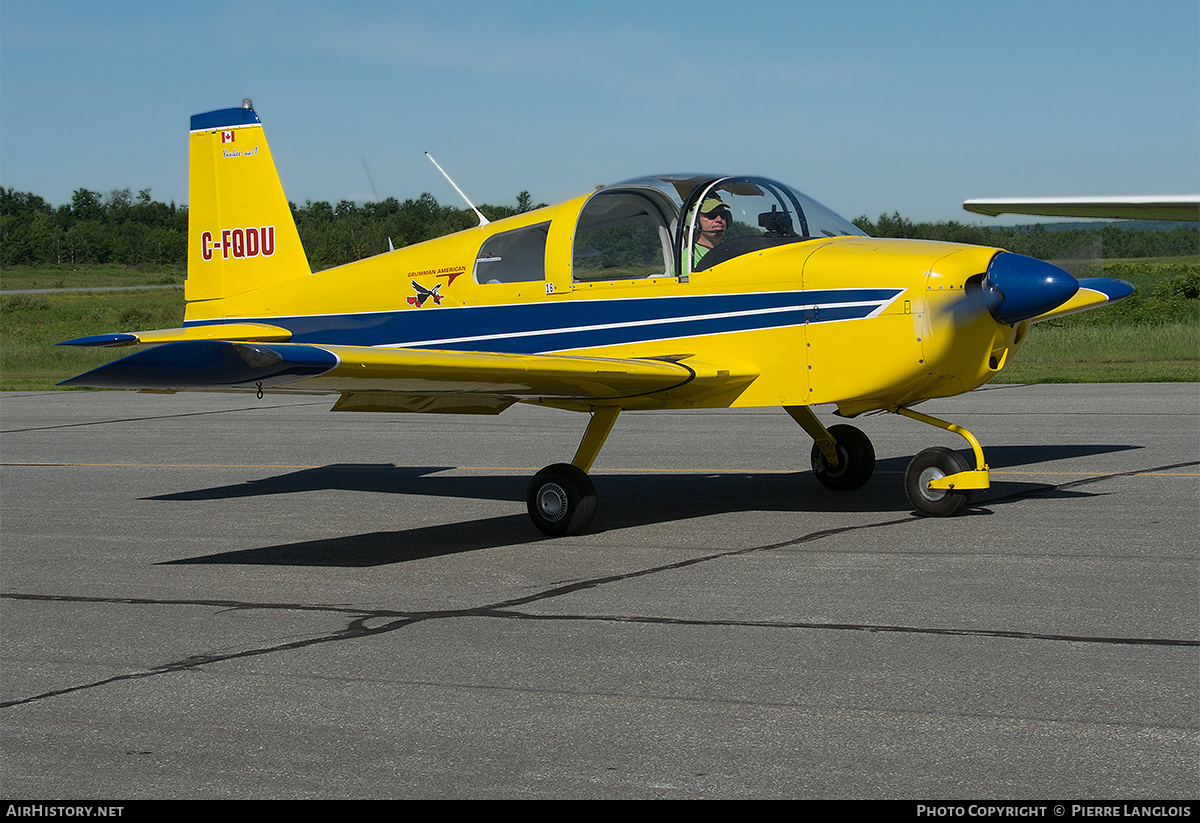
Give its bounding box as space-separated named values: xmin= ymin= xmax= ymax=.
xmin=3 ymin=462 xmax=1197 ymax=709
xmin=0 ymin=400 xmax=329 ymax=434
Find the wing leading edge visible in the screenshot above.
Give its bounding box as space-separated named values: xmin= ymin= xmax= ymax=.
xmin=964 ymin=196 xmax=1200 ymax=222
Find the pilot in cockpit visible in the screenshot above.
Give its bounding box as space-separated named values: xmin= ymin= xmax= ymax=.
xmin=692 ymin=196 xmax=731 ymax=267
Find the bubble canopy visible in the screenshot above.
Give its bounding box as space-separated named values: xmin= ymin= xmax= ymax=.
xmin=583 ymin=175 xmax=866 ymax=275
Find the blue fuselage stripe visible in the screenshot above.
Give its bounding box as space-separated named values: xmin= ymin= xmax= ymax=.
xmin=188 ymin=289 xmax=903 ymax=353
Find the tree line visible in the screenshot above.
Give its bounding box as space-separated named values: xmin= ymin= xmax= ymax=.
xmin=2 ymin=186 xmax=1195 ymax=272
xmin=0 ymin=187 xmax=544 ymax=272
xmin=853 ymin=212 xmax=1199 ymax=261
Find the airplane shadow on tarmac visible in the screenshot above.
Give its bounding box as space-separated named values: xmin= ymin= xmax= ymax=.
xmin=155 ymin=443 xmax=1139 ymax=568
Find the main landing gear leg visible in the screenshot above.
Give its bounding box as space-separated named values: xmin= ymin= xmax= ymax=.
xmin=786 ymin=406 xmax=876 ymax=491
xmin=894 ymin=406 xmax=990 ymax=517
xmin=526 ymin=406 xmax=620 ymax=537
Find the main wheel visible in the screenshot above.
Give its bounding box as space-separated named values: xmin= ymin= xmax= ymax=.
xmin=810 ymin=424 xmax=875 ymax=490
xmin=904 ymin=446 xmax=975 ymax=517
xmin=527 ymin=463 xmax=597 ymax=537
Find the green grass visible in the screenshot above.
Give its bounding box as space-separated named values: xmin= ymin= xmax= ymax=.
xmin=991 ymin=260 xmax=1199 ymax=382
xmin=1 ymin=288 xmax=184 ymax=390
xmin=994 ymin=322 xmax=1199 ymax=383
xmin=0 ymin=263 xmax=184 ymax=291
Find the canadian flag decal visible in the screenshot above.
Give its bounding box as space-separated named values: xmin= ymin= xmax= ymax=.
xmin=222 ymin=130 xmax=235 ymax=143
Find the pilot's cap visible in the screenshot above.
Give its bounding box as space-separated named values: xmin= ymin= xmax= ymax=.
xmin=700 ymin=197 xmax=729 ymax=214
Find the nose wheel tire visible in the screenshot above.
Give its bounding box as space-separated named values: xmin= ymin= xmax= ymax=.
xmin=905 ymin=446 xmax=975 ymax=517
xmin=810 ymin=424 xmax=875 ymax=490
xmin=527 ymin=463 xmax=597 ymax=536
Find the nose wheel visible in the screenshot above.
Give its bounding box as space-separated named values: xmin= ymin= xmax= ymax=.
xmin=904 ymin=446 xmax=976 ymax=516
xmin=895 ymin=407 xmax=990 ymax=517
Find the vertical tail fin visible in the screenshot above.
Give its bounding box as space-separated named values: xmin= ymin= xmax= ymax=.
xmin=186 ymin=101 xmax=310 ymax=307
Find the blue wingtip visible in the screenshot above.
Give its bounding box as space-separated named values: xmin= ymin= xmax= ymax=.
xmin=58 ymin=333 xmax=140 ymax=347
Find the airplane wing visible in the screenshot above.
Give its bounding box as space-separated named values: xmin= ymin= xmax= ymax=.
xmin=963 ymin=196 xmax=1200 ymax=222
xmin=58 ymin=339 xmax=759 ymax=413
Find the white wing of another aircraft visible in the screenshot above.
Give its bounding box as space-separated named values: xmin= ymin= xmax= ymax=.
xmin=964 ymin=196 xmax=1200 ymax=222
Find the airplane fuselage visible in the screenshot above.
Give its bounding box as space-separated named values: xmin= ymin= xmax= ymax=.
xmin=183 ymin=195 xmax=1026 ymax=418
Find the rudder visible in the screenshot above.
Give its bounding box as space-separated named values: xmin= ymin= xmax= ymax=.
xmin=186 ymin=100 xmax=310 ymax=307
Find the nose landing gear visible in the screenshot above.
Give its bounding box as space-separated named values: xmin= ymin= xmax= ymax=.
xmin=894 ymin=406 xmax=989 ymax=516
xmin=789 ymin=404 xmax=989 ymax=517
xmin=903 ymin=446 xmax=976 ymax=516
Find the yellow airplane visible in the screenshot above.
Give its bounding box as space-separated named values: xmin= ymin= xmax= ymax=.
xmin=61 ymin=100 xmax=1137 ymax=536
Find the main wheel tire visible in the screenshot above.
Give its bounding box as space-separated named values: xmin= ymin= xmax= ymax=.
xmin=810 ymin=424 xmax=875 ymax=491
xmin=527 ymin=463 xmax=597 ymax=537
xmin=904 ymin=446 xmax=975 ymax=517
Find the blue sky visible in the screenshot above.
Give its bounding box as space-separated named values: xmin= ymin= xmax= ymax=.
xmin=2 ymin=0 xmax=1197 ymax=224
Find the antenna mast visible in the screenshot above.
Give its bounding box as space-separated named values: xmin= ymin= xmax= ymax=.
xmin=425 ymin=152 xmax=489 ymax=226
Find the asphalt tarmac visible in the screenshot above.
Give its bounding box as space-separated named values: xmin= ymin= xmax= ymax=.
xmin=1 ymin=384 xmax=1197 ymax=799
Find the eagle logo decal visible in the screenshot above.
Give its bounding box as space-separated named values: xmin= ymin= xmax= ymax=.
xmin=407 ymin=280 xmax=444 ymax=308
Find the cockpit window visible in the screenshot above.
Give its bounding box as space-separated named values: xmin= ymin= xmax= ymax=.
xmin=683 ymin=177 xmax=864 ymax=273
xmin=572 ymin=190 xmax=675 ymax=281
xmin=474 ymin=222 xmax=551 ymax=284
xmin=577 ymin=175 xmax=864 ymax=280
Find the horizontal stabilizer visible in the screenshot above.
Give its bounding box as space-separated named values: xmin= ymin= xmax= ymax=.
xmin=1030 ymin=278 xmax=1136 ymax=323
xmin=59 ymin=323 xmax=294 ymax=348
xmin=59 ymin=341 xmax=338 ymax=389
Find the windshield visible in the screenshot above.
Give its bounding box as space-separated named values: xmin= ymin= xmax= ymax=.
xmin=583 ymin=175 xmax=859 ymax=278
xmin=606 ymin=175 xmax=864 ymax=276
xmin=684 ymin=177 xmax=864 ymax=272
